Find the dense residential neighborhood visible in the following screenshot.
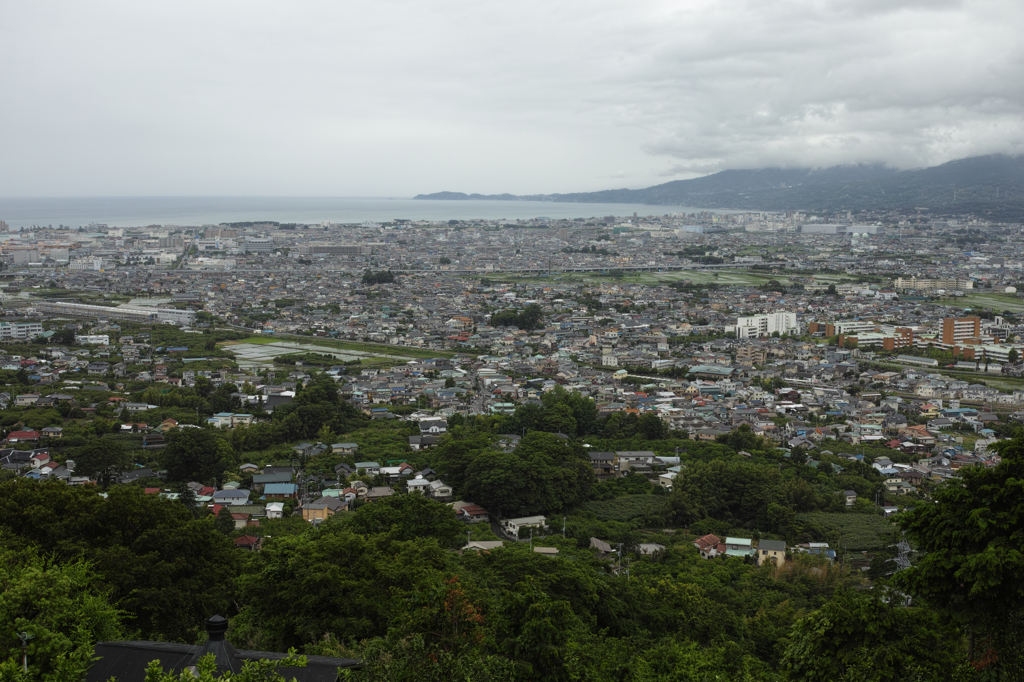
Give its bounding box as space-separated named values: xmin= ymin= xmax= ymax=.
xmin=1 ymin=209 xmax=1023 ymax=680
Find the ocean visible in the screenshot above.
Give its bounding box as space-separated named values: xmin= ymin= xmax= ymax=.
xmin=0 ymin=196 xmax=732 ymax=229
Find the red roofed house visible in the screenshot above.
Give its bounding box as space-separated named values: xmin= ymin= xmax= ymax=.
xmin=234 ymin=535 xmax=262 ymax=551
xmin=458 ymin=504 xmax=490 ymax=524
xmin=7 ymin=430 xmax=40 ymax=444
xmin=693 ymin=534 xmax=723 ymax=560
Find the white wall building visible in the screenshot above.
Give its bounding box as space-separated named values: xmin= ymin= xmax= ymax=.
xmin=733 ymin=312 xmax=798 ymax=338
xmin=75 ymin=335 xmax=110 ymax=345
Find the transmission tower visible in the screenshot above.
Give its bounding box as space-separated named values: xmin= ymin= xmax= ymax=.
xmin=890 ymin=538 xmax=914 ymax=573
xmin=886 ymin=535 xmax=916 ymax=606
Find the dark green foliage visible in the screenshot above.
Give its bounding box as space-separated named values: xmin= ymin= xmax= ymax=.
xmin=669 ymin=459 xmax=782 ymax=529
xmin=489 ymin=303 xmax=544 ymax=331
xmin=271 ymin=374 xmax=368 ymax=442
xmin=436 ymin=431 xmax=594 ymax=518
xmin=64 ymin=436 xmax=132 ymax=488
xmin=580 ymin=495 xmax=670 ymax=523
xmin=896 ymin=430 xmax=1024 ymax=671
xmin=231 ymin=528 xmax=454 ymax=650
xmin=339 ymin=494 xmax=466 ymax=548
xmin=0 ymin=480 xmax=238 ymax=643
xmin=215 ymin=505 xmax=236 ymax=535
xmin=589 ymin=472 xmax=662 ymax=500
xmin=795 ymin=512 xmax=894 ymax=551
xmin=361 ymin=270 xmax=395 ymax=285
xmin=502 ymin=386 xmax=599 ymax=438
xmin=160 ymin=427 xmax=226 ymax=484
xmin=782 ymin=589 xmax=969 ymax=681
xmin=0 ymin=545 xmax=125 ymax=681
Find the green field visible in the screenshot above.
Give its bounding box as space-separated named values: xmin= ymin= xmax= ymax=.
xmin=957 ymin=292 xmax=1024 ymax=313
xmin=580 ymin=495 xmax=671 ymax=522
xmin=796 ymin=512 xmax=896 ymax=551
xmin=222 ymin=336 xmax=455 ymax=359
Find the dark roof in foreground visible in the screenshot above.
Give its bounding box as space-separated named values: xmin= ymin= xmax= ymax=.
xmin=87 ymin=616 xmax=359 ymax=682
xmin=88 ymin=641 xmax=360 ymax=682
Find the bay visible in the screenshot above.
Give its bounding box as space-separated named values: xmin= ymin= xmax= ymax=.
xmin=0 ymin=196 xmax=733 ymax=229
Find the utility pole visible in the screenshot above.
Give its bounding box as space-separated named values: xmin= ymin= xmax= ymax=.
xmin=18 ymin=633 xmax=32 ymax=673
xmin=529 ymin=527 xmax=533 ymax=551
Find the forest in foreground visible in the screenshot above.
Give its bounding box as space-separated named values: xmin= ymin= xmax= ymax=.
xmin=1 ymin=379 xmax=1022 ymax=681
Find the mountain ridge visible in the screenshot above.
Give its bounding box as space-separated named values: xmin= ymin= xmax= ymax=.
xmin=415 ymin=154 xmax=1024 ymax=220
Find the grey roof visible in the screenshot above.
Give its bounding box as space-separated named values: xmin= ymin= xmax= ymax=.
xmin=758 ymin=539 xmax=787 ymax=552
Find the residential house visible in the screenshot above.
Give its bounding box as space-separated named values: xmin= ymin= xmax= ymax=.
xmin=458 ymin=504 xmax=489 ymax=524
xmin=251 ymin=472 xmax=292 ymax=491
xmin=301 ymin=496 xmax=347 ymax=522
xmin=233 ymin=535 xmax=262 ymax=551
xmin=365 ymin=486 xmax=394 ymax=502
xmin=212 ymin=489 xmax=250 ymax=506
xmin=503 ymin=516 xmax=547 ymax=537
xmin=263 ymin=483 xmax=298 ymax=500
xmin=693 ymin=534 xmax=723 ymax=559
xmin=723 ymin=537 xmax=755 ymax=558
xmin=757 ymin=539 xmax=787 ymax=566
xmin=589 ymin=451 xmax=616 ymax=479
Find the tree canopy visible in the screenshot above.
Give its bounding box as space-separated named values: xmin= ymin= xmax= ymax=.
xmin=896 ymin=430 xmax=1024 ymax=669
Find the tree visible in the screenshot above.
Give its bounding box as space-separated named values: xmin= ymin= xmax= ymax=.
xmin=67 ymin=437 xmax=132 ymax=488
xmin=160 ymin=428 xmax=225 ymax=484
xmin=231 ymin=528 xmax=453 ymax=650
xmin=0 ymin=546 xmax=125 ymax=682
xmin=782 ymin=589 xmax=968 ymax=681
xmin=669 ymin=458 xmax=781 ymax=528
xmin=50 ymin=328 xmax=76 ymax=345
xmin=340 ymin=494 xmax=466 ymax=548
xmin=0 ymin=481 xmax=239 ymax=643
xmin=827 ymin=283 xmax=837 ymax=296
xmin=895 ymin=431 xmax=1024 ymax=670
xmin=518 ymin=303 xmax=544 ymax=331
xmin=492 ymin=579 xmax=581 ymax=681
xmin=215 ymin=505 xmax=235 ymax=535
xmin=459 ymin=433 xmax=593 ymax=518
xmin=637 ymin=413 xmax=669 ymax=440
xmin=175 ymin=482 xmax=200 ymax=518
xmin=1009 ymin=347 xmax=1019 ymax=364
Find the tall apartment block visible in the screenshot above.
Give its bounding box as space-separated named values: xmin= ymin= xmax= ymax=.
xmin=941 ymin=317 xmax=981 ymax=345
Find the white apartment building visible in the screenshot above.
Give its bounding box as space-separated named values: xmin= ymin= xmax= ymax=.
xmin=894 ymin=277 xmax=974 ymax=291
xmin=733 ymin=312 xmax=798 ymax=338
xmin=75 ymin=335 xmax=110 ymax=345
xmin=0 ymin=321 xmax=43 ymax=340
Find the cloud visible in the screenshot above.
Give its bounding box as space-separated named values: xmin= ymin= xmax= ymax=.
xmin=0 ymin=0 xmax=1021 ymax=195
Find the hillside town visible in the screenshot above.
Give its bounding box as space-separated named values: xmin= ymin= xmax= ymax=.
xmin=0 ymin=209 xmax=1021 ymax=563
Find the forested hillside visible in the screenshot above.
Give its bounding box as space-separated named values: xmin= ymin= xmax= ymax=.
xmin=416 ymin=154 xmax=1024 ymax=220
xmin=1 ymin=383 xmax=1022 ymax=681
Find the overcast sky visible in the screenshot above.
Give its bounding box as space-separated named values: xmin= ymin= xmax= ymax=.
xmin=2 ymin=0 xmax=1022 ymax=196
